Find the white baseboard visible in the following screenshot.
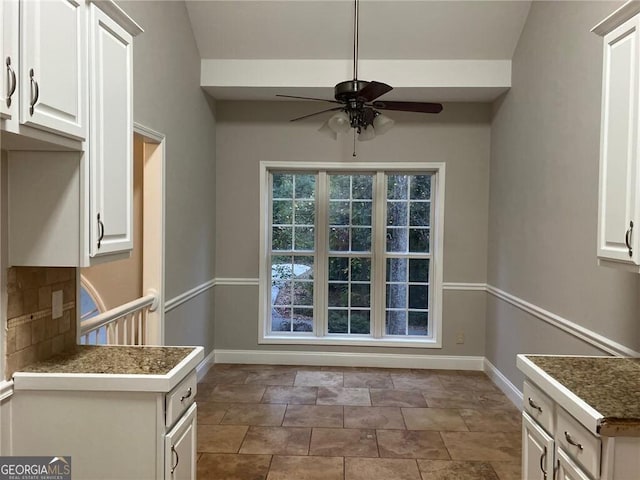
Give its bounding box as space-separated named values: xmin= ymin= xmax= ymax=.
xmin=213 ymin=349 xmax=485 ymax=371
xmin=196 ymin=349 xmax=216 ymax=382
xmin=484 ymin=358 xmax=523 ymax=409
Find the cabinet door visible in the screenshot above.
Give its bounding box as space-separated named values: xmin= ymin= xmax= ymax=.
xmin=523 ymin=412 xmax=554 ymax=480
xmin=88 ymin=4 xmax=134 ymax=257
xmin=1 ymin=0 xmax=18 ymax=120
xmin=556 ymin=448 xmax=592 ymax=480
xmin=165 ymin=403 xmax=197 ymax=480
xmin=597 ymin=15 xmax=640 ymax=264
xmin=20 ymin=0 xmax=86 ymax=139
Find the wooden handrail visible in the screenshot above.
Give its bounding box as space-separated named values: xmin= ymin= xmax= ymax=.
xmin=80 ymin=293 xmax=156 ymax=335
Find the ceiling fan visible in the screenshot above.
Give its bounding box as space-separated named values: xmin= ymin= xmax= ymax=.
xmin=276 ymin=0 xmax=443 ymax=151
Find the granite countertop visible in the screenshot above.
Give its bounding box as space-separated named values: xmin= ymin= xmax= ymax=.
xmin=527 ymin=355 xmax=640 ymax=436
xmin=17 ymin=345 xmax=194 ymax=375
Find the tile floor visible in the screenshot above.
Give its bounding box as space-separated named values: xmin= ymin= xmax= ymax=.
xmin=195 ymin=364 xmax=522 ymax=480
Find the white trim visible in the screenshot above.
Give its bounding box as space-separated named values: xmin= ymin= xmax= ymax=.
xmin=164 ymin=279 xmax=215 ymax=313
xmin=215 ymin=278 xmax=259 ymax=286
xmin=213 ymin=349 xmax=485 ymax=370
xmin=133 ymin=123 xmax=165 ymax=144
xmin=0 ymin=380 xmax=13 ymax=401
xmin=442 ymin=282 xmax=487 ymax=291
xmin=486 ymin=284 xmax=640 ymax=357
xmin=483 ymin=358 xmax=522 ymax=409
xmin=591 ymin=1 xmax=640 ymax=37
xmin=79 ymin=273 xmax=107 ymax=313
xmin=196 ymin=349 xmax=215 ymax=382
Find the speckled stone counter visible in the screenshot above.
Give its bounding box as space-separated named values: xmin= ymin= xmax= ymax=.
xmin=526 ymin=355 xmax=640 ymax=436
xmin=18 ymin=345 xmax=194 ymax=375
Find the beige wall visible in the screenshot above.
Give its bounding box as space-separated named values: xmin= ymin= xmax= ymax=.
xmin=118 ymin=1 xmax=216 ymax=350
xmin=81 ymin=136 xmax=144 ymax=310
xmin=215 ymin=101 xmax=491 ymax=355
xmin=486 ymin=1 xmax=640 ymax=387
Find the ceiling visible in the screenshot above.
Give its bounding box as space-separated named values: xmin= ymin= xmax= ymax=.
xmin=186 ymin=0 xmax=532 ymax=102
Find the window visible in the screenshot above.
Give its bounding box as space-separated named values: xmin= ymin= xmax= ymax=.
xmin=259 ymin=162 xmax=445 ymax=348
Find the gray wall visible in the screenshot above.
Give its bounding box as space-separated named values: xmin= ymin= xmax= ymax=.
xmin=487 ymin=1 xmax=640 ymax=387
xmin=118 ymin=1 xmax=216 ymax=350
xmin=215 ymin=101 xmax=491 ymax=355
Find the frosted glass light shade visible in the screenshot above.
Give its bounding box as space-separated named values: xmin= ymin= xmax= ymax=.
xmin=318 ymin=120 xmax=338 ymax=140
xmin=328 ymin=111 xmax=351 ymax=133
xmin=358 ymin=126 xmax=376 ymax=142
xmin=373 ymin=113 xmax=394 ymax=135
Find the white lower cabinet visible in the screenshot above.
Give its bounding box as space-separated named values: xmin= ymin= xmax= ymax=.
xmin=556 ymin=447 xmax=592 ymax=480
xmin=523 ymin=412 xmax=554 ymax=480
xmin=165 ymin=404 xmax=197 ymax=480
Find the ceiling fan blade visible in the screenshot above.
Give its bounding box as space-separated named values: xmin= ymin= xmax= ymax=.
xmin=356 ymin=81 xmax=393 ymax=102
xmin=277 ymin=94 xmax=341 ymax=104
xmin=372 ymin=101 xmax=443 ymax=114
xmin=290 ymin=107 xmax=344 ymax=122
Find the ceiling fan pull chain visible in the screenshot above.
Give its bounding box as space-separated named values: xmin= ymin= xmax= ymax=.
xmin=352 ymin=129 xmax=357 ymax=157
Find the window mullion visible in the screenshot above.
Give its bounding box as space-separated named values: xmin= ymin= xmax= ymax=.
xmin=372 ymin=171 xmax=386 ymax=339
xmin=315 ymin=171 xmax=329 ymax=337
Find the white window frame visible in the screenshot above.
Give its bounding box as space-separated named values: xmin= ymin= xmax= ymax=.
xmin=258 ymin=161 xmax=445 ymax=348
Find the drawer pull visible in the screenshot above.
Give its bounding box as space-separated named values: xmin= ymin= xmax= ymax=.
xmin=540 ymin=446 xmax=548 ymax=479
xmin=180 ymin=387 xmax=192 ymax=402
xmin=528 ymin=397 xmax=543 ymax=413
xmin=170 ymin=445 xmax=179 ymax=474
xmin=564 ymin=431 xmax=583 ymax=450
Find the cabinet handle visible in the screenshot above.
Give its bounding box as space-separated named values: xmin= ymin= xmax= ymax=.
xmin=554 ymin=459 xmax=560 ymax=480
xmin=5 ymin=57 xmax=16 ymax=108
xmin=170 ymin=445 xmax=179 ymax=475
xmin=540 ymin=446 xmax=548 ymax=479
xmin=97 ymin=213 xmax=105 ymax=249
xmin=625 ymin=221 xmax=634 ymax=257
xmin=29 ymin=68 xmax=39 ymax=116
xmin=564 ymin=431 xmax=583 ymax=450
xmin=180 ymin=387 xmax=192 ymax=402
xmin=528 ymin=397 xmax=542 ymax=413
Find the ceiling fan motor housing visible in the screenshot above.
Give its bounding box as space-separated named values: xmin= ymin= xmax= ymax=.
xmin=334 ymin=80 xmax=370 ymax=102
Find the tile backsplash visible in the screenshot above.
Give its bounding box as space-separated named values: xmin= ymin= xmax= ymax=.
xmin=5 ymin=267 xmax=76 ymax=378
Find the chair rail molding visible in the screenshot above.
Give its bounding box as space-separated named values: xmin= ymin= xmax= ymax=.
xmin=164 ymin=279 xmax=215 ymax=313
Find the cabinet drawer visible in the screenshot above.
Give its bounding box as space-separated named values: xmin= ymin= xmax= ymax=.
xmin=557 ymin=408 xmax=601 ymax=479
xmin=166 ymin=371 xmax=197 ymax=428
xmin=523 ymin=381 xmax=554 ymax=434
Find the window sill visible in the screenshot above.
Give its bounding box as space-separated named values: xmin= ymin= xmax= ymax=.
xmin=259 ymin=335 xmax=442 ymax=349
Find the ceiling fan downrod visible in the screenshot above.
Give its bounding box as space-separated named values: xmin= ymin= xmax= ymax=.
xmin=353 ymin=0 xmax=359 ymax=81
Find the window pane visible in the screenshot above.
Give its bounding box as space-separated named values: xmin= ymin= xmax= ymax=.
xmin=328 ymin=283 xmax=349 ymax=307
xmin=409 ymin=259 xmax=429 ymax=283
xmin=409 ymin=202 xmax=430 ymax=226
xmin=409 ymin=285 xmax=428 ymax=309
xmin=273 ymin=200 xmax=292 ymax=224
xmin=272 ymin=255 xmax=293 ymax=283
xmin=273 ymin=283 xmax=291 ymax=306
xmin=293 ymin=282 xmax=314 ymax=306
xmin=273 ymin=174 xmax=293 ymax=198
xmin=351 ymin=228 xmax=371 ymax=252
xmin=351 ymin=284 xmax=370 ymax=308
xmin=386 ymin=284 xmax=407 ymax=309
xmin=294 ymin=256 xmax=314 ymax=279
xmin=387 ymin=258 xmax=408 ymax=282
xmin=409 ymin=229 xmax=429 ymax=253
xmin=328 ymin=257 xmax=349 ymax=281
xmin=295 ymin=175 xmax=315 ymax=199
xmin=351 ymin=258 xmax=371 ymax=282
xmin=352 ymin=202 xmax=372 ymax=226
xmin=272 ymin=306 xmax=292 ymax=332
xmin=410 ymin=175 xmax=431 ymax=200
xmin=272 ymin=226 xmax=292 ymax=251
xmin=329 ymin=227 xmax=350 ymax=251
xmin=292 ymin=308 xmax=313 ymax=331
xmin=386 ymin=311 xmax=407 ymax=335
xmin=352 ymin=176 xmax=373 ymax=199
xmin=387 ymin=175 xmax=409 ymax=200
xmin=351 ymin=311 xmax=370 ymax=334
xmin=387 ymin=202 xmax=407 ymax=226
xmin=295 ymin=201 xmax=315 ymax=225
xmin=329 ymin=201 xmax=350 ymax=225
xmin=387 ymin=228 xmax=408 ymax=252
xmin=408 ymin=312 xmax=428 ymax=335
xmin=330 ymin=175 xmax=350 ymax=199
xmin=294 ymin=227 xmax=314 ymax=251
xmin=328 ymin=310 xmax=348 ymax=333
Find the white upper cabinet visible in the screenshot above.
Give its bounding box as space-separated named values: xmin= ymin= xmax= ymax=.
xmin=1 ymin=0 xmax=18 ymax=121
xmin=88 ymin=4 xmax=134 ymax=257
xmin=594 ymin=5 xmax=640 ymax=271
xmin=20 ymin=0 xmax=86 ymax=140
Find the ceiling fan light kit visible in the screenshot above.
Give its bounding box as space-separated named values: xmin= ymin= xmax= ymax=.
xmin=276 ymin=0 xmax=443 ymax=153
